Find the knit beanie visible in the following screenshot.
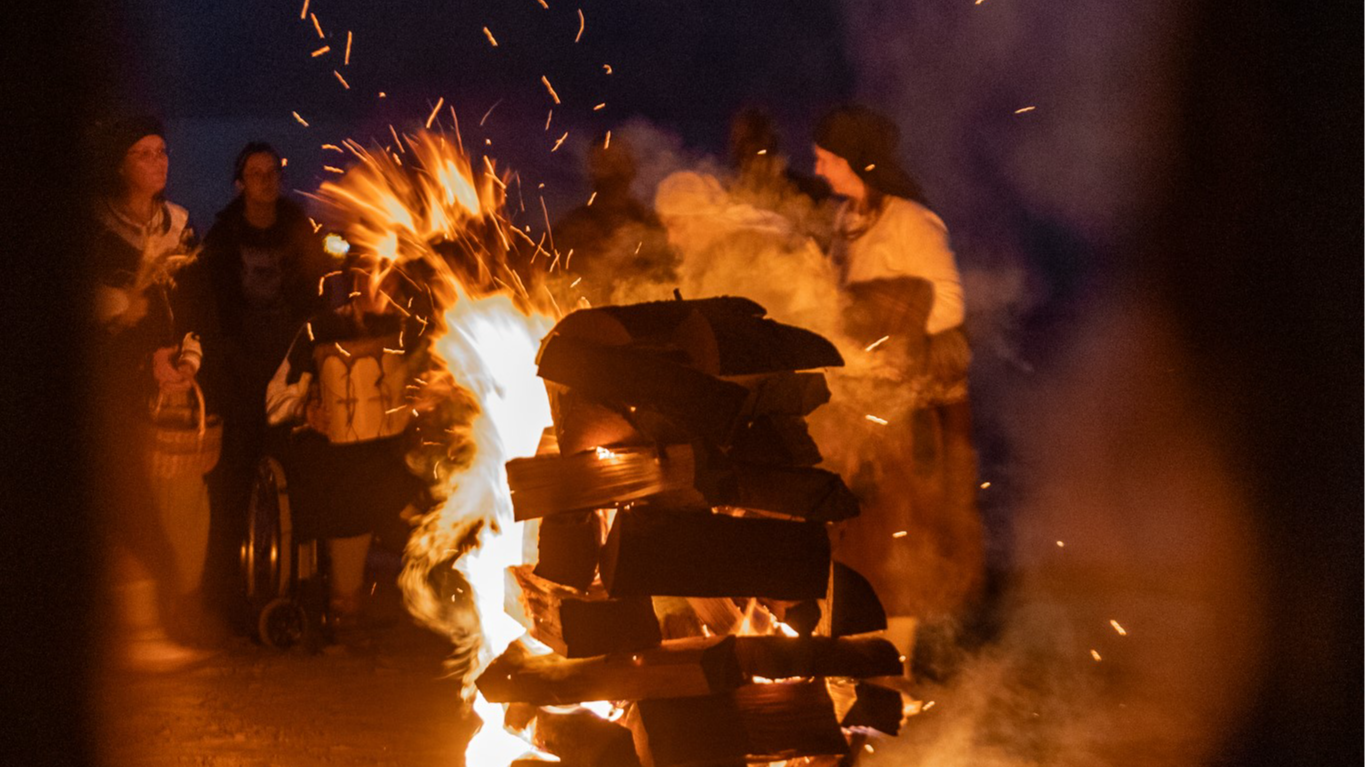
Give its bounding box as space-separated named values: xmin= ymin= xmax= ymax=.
xmin=814 ymin=105 xmax=923 ymax=203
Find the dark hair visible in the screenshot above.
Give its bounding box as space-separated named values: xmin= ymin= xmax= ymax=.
xmin=233 ymin=141 xmax=282 ymax=183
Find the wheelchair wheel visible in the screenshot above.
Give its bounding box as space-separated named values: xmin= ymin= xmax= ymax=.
xmin=257 ymin=597 xmax=308 ymax=650
xmin=243 ymin=457 xmax=294 ymax=606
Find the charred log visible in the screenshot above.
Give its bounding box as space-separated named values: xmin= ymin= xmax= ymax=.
xmin=507 ymin=444 xmax=701 ymax=521
xmin=839 ymin=681 xmax=904 ymax=736
xmin=709 ymin=464 xmax=860 ymax=523
xmin=600 ymin=507 xmax=830 ymax=600
xmin=728 ymin=415 xmax=823 ymax=467
xmin=627 ymin=680 xmax=848 ymax=766
xmin=534 ymin=510 xmax=602 ymax=592
xmin=510 ymin=566 xmax=661 ymax=658
xmin=830 ymin=561 xmax=887 ymax=636
xmin=533 ymin=707 xmax=643 ymax=767
xmin=477 ymin=636 xmax=744 ymax=706
xmin=731 ymin=636 xmax=903 ymax=679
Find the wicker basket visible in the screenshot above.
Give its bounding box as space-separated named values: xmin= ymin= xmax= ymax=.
xmin=146 ymin=380 xmax=222 ymax=479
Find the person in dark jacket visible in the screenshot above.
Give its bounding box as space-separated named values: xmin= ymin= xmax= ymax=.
xmin=196 ymin=142 xmax=330 ymax=628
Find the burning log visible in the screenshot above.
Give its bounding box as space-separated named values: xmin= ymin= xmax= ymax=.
xmin=837 ymin=681 xmax=904 ymax=736
xmin=536 ymin=335 xmax=749 ymax=442
xmin=600 ymin=506 xmax=830 ymax=600
xmin=627 ymin=680 xmax=849 ymax=766
xmin=533 ymin=510 xmax=602 ymax=591
xmin=731 ymin=636 xmax=903 ymax=679
xmin=728 ymin=414 xmax=822 ymax=466
xmin=477 ymin=636 xmax=744 ymax=706
xmin=510 ymin=566 xmax=661 ymax=658
xmin=546 ymin=382 xmax=647 ymax=456
xmin=729 ymin=371 xmax=831 ymax=419
xmin=715 ymin=464 xmax=861 ymax=522
xmin=507 ymin=444 xmax=701 ymax=521
xmin=531 ymin=707 xmax=642 ymax=767
xmin=830 ymin=561 xmax=887 ymax=636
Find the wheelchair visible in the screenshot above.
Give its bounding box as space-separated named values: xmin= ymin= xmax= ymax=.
xmin=241 ymin=452 xmax=332 ymax=651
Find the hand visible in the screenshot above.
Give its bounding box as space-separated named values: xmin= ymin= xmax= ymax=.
xmin=152 ymin=346 xmax=194 ymax=393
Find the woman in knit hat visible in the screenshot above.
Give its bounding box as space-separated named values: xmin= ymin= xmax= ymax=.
xmin=85 ymin=113 xmax=219 ymax=668
xmin=812 ymin=104 xmax=983 ymax=682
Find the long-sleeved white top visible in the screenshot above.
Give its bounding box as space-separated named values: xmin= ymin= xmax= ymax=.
xmin=837 ymin=196 xmax=965 ymax=335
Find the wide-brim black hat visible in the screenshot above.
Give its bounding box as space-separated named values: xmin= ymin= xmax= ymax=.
xmin=815 ymin=105 xmax=923 ymax=202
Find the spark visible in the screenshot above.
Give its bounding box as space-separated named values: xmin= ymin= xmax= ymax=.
xmin=292 ymin=111 xmax=310 ymax=127
xmin=536 ymin=0 xmax=548 ymax=7
xmin=426 ymin=97 xmax=444 ymax=129
xmin=334 ymin=342 xmax=351 ymax=357
xmin=864 ymin=163 xmax=876 ymax=171
xmin=311 ymin=45 xmax=330 ymax=57
xmin=604 ymin=130 xmax=611 ymax=149
xmin=545 ymin=109 xmax=554 ymax=131
xmin=570 ymin=277 xmax=582 ymax=288
xmin=299 ymin=0 xmax=309 ymax=20
xmin=1110 ymin=620 xmax=1128 ymax=636
xmin=540 ymin=75 xmax=561 ymax=104
xmin=310 ymin=12 xmax=325 ymax=38
xmin=322 ymin=143 xmax=343 ymax=153
xmin=892 ymin=530 xmax=908 ymax=538
xmin=1056 ymin=540 xmax=1066 ymax=547
xmin=564 ymin=249 xmax=575 ymax=269
xmin=586 ymin=192 xmax=597 ymax=206
xmin=378 ymin=91 xmax=386 ymax=98
xmin=923 ymin=700 xmax=936 ymax=710
xmin=865 ymin=414 xmax=888 ymax=425
xmin=345 ymin=31 xmax=352 ymax=65
xmin=864 ymin=744 xmax=875 ymax=754
xmin=593 ymin=102 xmax=606 ymax=111
xmin=575 ymin=8 xmax=585 ymax=42
xmin=306 ymin=322 xmax=315 ymax=341
xmin=603 ymin=63 xmax=613 ymax=74
xmin=323 ymin=165 xmax=345 ymax=174
xmin=1015 ymin=106 xmax=1037 ymax=114
xmin=1090 ymin=649 xmax=1103 ymax=662
xmin=482 ymin=26 xmax=498 ymax=47
xmin=389 ymin=125 xmax=404 ymax=151
xmin=333 ymin=70 xmax=350 ymax=89
xmin=981 ymin=481 xmax=992 ymax=489
xmin=540 ymin=196 xmax=555 ymax=254
xmin=551 ymin=131 xmax=569 ymax=152
xmin=281 ymin=158 xmax=288 ymax=167
xmin=864 ymin=335 xmax=890 ymax=351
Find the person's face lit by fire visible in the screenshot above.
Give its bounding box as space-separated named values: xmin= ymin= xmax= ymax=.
xmin=813 ymin=145 xmax=866 ymax=203
xmin=238 ymin=152 xmax=282 ymax=208
xmin=120 ymin=134 xmax=169 ymax=200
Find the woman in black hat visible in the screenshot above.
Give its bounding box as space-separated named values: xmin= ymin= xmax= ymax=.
xmin=813 ymin=104 xmax=983 ymax=678
xmin=85 ymin=114 xmax=218 ymax=667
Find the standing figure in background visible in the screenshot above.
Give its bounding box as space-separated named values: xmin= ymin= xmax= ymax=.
xmin=197 ymin=142 xmax=328 ymax=631
xmin=86 ymin=114 xmax=215 ymax=667
xmin=263 ymin=258 xmax=429 ymax=631
xmin=811 ymin=104 xmax=983 ymax=679
xmin=552 ymin=132 xmax=673 ymax=306
xmin=725 ymin=106 xmax=834 ymax=247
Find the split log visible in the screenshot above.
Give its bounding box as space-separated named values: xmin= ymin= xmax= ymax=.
xmin=537 ymin=335 xmax=749 ymax=442
xmin=510 ymin=566 xmax=661 ymax=658
xmin=728 ymin=371 xmax=831 ymax=419
xmin=534 ymin=510 xmax=602 ymax=592
xmin=628 ymin=680 xmax=848 ymax=766
xmin=652 ymin=597 xmax=707 ymax=640
xmin=732 ymin=636 xmax=903 ymax=679
xmin=533 ymin=707 xmax=643 ymax=767
xmin=708 ymin=464 xmax=860 ymax=523
xmin=830 ymin=561 xmax=887 ymax=636
xmin=477 ymin=636 xmax=744 ymax=706
xmin=507 ymin=444 xmax=702 ymax=521
xmin=600 ymin=507 xmax=830 ymax=600
xmin=546 ymin=382 xmax=648 ymax=456
xmin=728 ymin=415 xmax=822 ymax=467
xmin=685 ymin=597 xmax=744 ymax=636
xmin=838 ymin=681 xmax=904 ymax=736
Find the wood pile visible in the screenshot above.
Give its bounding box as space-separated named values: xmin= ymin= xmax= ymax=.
xmin=479 ymin=298 xmax=908 ymax=765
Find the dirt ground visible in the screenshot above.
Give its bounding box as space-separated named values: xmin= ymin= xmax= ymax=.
xmin=95 ymin=581 xmax=478 ymax=767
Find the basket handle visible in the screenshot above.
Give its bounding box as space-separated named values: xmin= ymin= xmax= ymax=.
xmin=150 ymin=379 xmax=208 ymax=437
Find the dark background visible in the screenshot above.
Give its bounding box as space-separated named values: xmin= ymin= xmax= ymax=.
xmin=3 ymin=1 xmax=1360 ymax=764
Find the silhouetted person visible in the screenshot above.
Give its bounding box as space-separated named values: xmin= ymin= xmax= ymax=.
xmin=726 ymin=106 xmax=834 ymax=246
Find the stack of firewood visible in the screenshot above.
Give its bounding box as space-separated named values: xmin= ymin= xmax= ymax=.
xmin=479 ymin=297 xmax=905 ymax=766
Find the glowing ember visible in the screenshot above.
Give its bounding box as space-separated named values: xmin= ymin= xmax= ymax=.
xmin=311 ymin=45 xmax=330 ymax=57
xmin=292 ymin=111 xmax=310 ymax=127
xmin=864 ymin=335 xmax=889 ymax=351
xmin=299 ymin=0 xmax=309 ymax=20
xmin=1015 ymin=105 xmax=1037 ymax=114
xmin=310 ymin=12 xmax=325 ymax=38
xmin=483 ymin=26 xmax=499 ymax=47
xmin=1091 ymin=649 xmax=1103 ymax=661
xmin=864 ymin=414 xmax=888 ymax=425
xmin=575 ymin=8 xmax=585 ymax=42
xmin=345 ymin=30 xmax=353 ymax=64
xmin=1111 ymin=619 xmax=1128 ymax=636
xmin=333 ymin=70 xmax=350 ymax=89
xmin=540 ymin=75 xmax=562 ymax=104
xmin=892 ymin=530 xmax=908 ymax=538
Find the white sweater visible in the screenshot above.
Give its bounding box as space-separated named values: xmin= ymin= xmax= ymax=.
xmin=838 ymin=196 xmax=965 ymax=335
